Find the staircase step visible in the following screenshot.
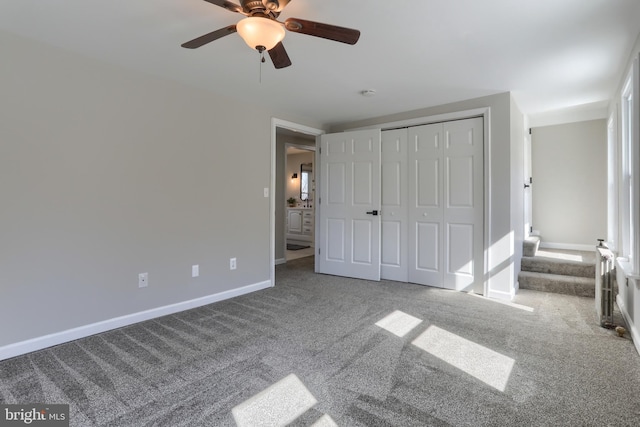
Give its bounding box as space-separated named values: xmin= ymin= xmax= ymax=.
xmin=521 ymin=256 xmax=594 ymax=278
xmin=523 ymin=236 xmax=540 ymax=257
xmin=518 ymin=271 xmax=595 ymax=298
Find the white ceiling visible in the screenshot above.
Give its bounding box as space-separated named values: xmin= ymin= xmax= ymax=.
xmin=2 ymin=0 xmax=640 ymax=127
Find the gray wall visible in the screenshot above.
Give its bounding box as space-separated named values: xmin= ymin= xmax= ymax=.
xmin=0 ymin=30 xmax=528 ymax=351
xmin=531 ymin=120 xmax=607 ymax=247
xmin=332 ymin=92 xmax=523 ymax=300
xmin=0 ymin=31 xmax=308 ymax=348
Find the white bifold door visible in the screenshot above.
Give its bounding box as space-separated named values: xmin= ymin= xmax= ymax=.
xmin=407 ymin=118 xmax=484 ymax=291
xmin=380 ymin=129 xmax=409 ymax=282
xmin=318 ymin=118 xmax=483 ymax=292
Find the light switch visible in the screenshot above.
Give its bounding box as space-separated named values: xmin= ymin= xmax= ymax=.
xmin=138 ymin=272 xmax=148 ymax=288
xmin=264 ymin=187 xmax=269 ymax=197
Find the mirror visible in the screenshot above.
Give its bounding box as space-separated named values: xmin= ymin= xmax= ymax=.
xmin=300 ymin=162 xmax=312 ymax=201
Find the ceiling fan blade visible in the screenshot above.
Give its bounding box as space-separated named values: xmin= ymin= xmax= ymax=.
xmin=268 ymin=42 xmax=292 ymax=69
xmin=284 ymin=18 xmax=360 ymax=45
xmin=203 ymin=0 xmax=246 ymax=15
xmin=181 ymin=25 xmax=237 ymax=49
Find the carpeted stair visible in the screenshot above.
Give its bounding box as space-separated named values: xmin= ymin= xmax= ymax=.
xmin=519 ymin=246 xmax=596 ymax=298
xmin=523 ymin=236 xmax=540 ymax=257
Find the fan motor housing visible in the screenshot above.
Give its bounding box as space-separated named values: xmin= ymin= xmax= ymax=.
xmin=241 ymin=1 xmax=290 ymax=15
xmin=263 ymin=0 xmax=290 ymax=12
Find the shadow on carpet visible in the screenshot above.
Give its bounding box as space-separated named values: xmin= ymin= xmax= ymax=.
xmin=287 ymin=243 xmax=310 ymax=250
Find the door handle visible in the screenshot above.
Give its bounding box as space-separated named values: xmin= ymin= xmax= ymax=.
xmin=366 ymin=210 xmax=379 ymax=216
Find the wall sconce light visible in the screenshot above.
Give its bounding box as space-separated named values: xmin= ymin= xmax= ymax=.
xmin=291 ymin=173 xmax=298 ymax=179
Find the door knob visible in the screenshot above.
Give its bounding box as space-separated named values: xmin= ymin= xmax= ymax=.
xmin=366 ymin=210 xmax=379 ymax=216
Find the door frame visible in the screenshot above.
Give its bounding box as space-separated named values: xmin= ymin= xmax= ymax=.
xmin=524 ymin=123 xmax=532 ymax=238
xmin=346 ymin=107 xmax=491 ymax=296
xmin=270 ymin=118 xmax=324 ymax=287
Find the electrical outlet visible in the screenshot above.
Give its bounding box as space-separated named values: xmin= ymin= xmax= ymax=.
xmin=138 ymin=272 xmax=148 ymax=288
xmin=230 ymin=257 xmax=237 ymax=270
xmin=192 ymin=265 xmax=199 ymax=278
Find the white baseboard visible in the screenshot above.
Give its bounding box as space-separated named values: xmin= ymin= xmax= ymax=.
xmin=487 ymin=288 xmax=515 ymax=301
xmin=0 ymin=280 xmax=272 ymax=361
xmin=275 ymin=258 xmax=286 ymax=265
xmin=539 ymin=242 xmax=595 ymax=252
xmin=616 ymin=294 xmax=640 ymax=356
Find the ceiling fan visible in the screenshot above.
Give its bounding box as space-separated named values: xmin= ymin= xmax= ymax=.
xmin=181 ymin=0 xmax=361 ymax=69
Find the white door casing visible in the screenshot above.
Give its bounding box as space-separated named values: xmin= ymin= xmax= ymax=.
xmin=524 ymin=128 xmax=532 ymax=237
xmin=381 ymin=129 xmax=409 ymax=282
xmin=318 ymin=129 xmax=382 ymax=280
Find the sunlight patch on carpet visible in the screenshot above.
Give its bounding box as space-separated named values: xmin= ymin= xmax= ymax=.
xmin=311 ymin=414 xmax=338 ymax=426
xmin=412 ymin=326 xmax=515 ymax=392
xmin=232 ymin=374 xmax=317 ymax=427
xmin=467 ymin=292 xmax=534 ymax=312
xmin=375 ymin=310 xmax=423 ymax=337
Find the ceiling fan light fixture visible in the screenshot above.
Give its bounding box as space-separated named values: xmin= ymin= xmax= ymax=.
xmin=236 ymin=17 xmax=285 ymax=51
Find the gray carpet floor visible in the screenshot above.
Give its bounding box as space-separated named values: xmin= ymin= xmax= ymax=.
xmin=1 ymin=256 xmax=639 ymax=426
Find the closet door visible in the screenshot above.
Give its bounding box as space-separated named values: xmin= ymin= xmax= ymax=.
xmin=407 ymin=117 xmax=483 ymax=291
xmin=380 ymin=129 xmax=408 ymax=282
xmin=408 ymin=123 xmax=444 ymax=287
xmin=442 ymin=118 xmax=484 ymax=291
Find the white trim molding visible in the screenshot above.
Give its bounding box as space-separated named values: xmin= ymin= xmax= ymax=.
xmin=607 ymin=111 xmax=619 ymax=252
xmin=632 ymin=54 xmax=640 ymax=276
xmin=616 ymin=293 xmax=640 ymax=355
xmin=348 ymin=108 xmax=489 ymax=132
xmin=0 ymin=280 xmax=272 ymax=361
xmin=487 ymin=288 xmax=516 ymax=301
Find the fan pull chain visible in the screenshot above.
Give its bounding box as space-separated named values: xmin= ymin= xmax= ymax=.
xmin=260 ymin=50 xmax=264 ymax=83
xmin=257 ymin=46 xmax=266 ymax=84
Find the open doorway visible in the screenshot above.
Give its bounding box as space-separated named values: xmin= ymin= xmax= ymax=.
xmin=271 ymin=120 xmax=323 ymax=281
xmin=284 ymin=144 xmax=315 ymax=261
